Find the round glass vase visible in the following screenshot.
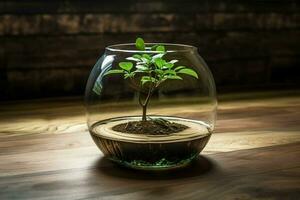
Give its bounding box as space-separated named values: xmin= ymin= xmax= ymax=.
xmin=85 ymin=43 xmax=217 ymax=170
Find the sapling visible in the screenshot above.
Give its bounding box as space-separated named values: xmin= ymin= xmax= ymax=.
xmin=103 ymin=37 xmax=198 ymax=122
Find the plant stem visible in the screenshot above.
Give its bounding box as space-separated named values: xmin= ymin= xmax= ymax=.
xmin=142 ymin=105 xmax=147 ymax=121
xmin=139 ymin=71 xmax=156 ymax=121
xmin=141 ymin=85 xmax=154 ymax=121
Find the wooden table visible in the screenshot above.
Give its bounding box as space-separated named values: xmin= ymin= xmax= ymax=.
xmin=1 ymin=91 xmax=300 ymax=200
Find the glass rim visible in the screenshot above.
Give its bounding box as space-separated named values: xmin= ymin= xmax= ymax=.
xmin=106 ymin=43 xmax=198 ymax=53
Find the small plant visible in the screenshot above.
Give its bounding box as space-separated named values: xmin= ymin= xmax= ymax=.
xmin=102 ymin=37 xmax=198 ymax=121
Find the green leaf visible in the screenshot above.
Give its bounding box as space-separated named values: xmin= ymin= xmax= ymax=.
xmin=156 ymin=45 xmax=165 ymax=52
xmin=169 ymin=60 xmax=178 ymax=64
xmin=165 ymin=75 xmax=183 ymax=80
xmin=140 ymin=57 xmax=149 ymax=64
xmin=136 ymin=65 xmax=149 ymax=71
xmin=119 ymin=62 xmax=133 ymax=71
xmin=133 ymin=54 xmax=142 ymax=59
xmin=104 ymin=69 xmax=124 ymax=76
xmin=142 ymin=54 xmax=151 ymax=60
xmin=165 ymin=63 xmax=174 ymax=68
xmin=151 ymin=44 xmax=159 ymax=51
xmin=141 ymin=80 xmax=150 ymax=85
xmin=174 ymin=66 xmax=186 ymax=71
xmin=124 ymin=72 xmax=135 ymax=79
xmin=152 ymin=53 xmax=165 ymax=60
xmin=126 ymin=57 xmax=140 ymax=62
xmin=154 ymin=58 xmax=165 ymax=68
xmin=135 ymin=37 xmax=145 ymax=50
xmin=141 ymin=76 xmax=157 ymax=85
xmin=177 ymin=68 xmax=198 ymax=79
xmin=136 ymin=61 xmax=145 ymax=65
xmin=164 ymin=70 xmax=176 ymax=75
xmin=134 ymin=70 xmax=147 ymax=73
xmin=155 ymin=69 xmax=164 ymax=75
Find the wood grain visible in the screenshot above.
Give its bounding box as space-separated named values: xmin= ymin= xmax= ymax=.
xmin=0 ymin=92 xmax=300 ymax=199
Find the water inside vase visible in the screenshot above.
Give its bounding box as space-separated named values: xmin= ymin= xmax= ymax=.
xmin=90 ymin=116 xmax=211 ymax=170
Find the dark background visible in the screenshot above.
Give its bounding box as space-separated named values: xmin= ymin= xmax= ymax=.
xmin=0 ymin=0 xmax=299 ymax=101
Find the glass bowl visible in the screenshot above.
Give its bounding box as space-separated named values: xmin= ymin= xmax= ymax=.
xmin=85 ymin=43 xmax=217 ymax=170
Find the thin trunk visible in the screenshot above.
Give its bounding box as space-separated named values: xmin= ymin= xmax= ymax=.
xmin=140 ymin=72 xmax=156 ymax=122
xmin=142 ymin=105 xmax=147 ymax=121
xmin=140 ymin=88 xmax=153 ymax=122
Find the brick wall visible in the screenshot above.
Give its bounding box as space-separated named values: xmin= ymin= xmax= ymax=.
xmin=1 ymin=0 xmax=300 ymax=100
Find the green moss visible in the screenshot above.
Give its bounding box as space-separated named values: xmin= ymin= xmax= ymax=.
xmin=110 ymin=154 xmax=198 ymax=170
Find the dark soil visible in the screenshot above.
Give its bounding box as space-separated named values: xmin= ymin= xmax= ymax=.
xmin=112 ymin=118 xmax=188 ymax=135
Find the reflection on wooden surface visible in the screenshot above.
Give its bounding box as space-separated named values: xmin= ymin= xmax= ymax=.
xmin=0 ymin=91 xmax=300 ymax=199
